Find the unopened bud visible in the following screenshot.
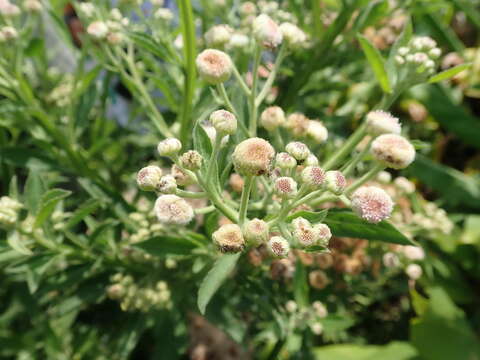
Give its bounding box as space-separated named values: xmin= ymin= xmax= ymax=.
xmin=213 ymin=224 xmax=245 ymax=253
xmin=314 ymin=223 xmax=331 ymax=247
xmin=394 ymin=176 xmax=415 ymax=194
xmin=309 ymin=270 xmax=329 ymax=289
xmin=260 ymin=106 xmax=285 ymax=131
xmin=275 ymin=152 xmax=296 ymax=169
xmin=107 ymin=32 xmax=124 ymax=45
xmin=292 ymin=217 xmax=317 ymax=246
xmin=402 ymin=245 xmax=425 ymax=260
xmin=154 ymin=8 xmax=174 ymax=22
xmin=137 ymin=165 xmax=163 ymax=191
xmin=210 ymin=109 xmax=237 ymax=135
xmin=154 ymin=195 xmax=194 ymax=225
xmin=301 ymin=166 xmax=325 ymax=188
xmin=274 ymin=177 xmax=298 ymax=198
xmin=243 ymin=218 xmax=269 ymax=244
xmin=304 ymin=154 xmax=319 ymax=166
xmin=233 ymin=138 xmax=275 ymax=176
xmin=179 ymin=150 xmax=203 ymax=171
xmin=371 ymin=134 xmax=415 ymax=169
xmin=307 ymin=121 xmax=328 ymax=143
xmin=196 ymin=49 xmax=233 ymax=84
xmin=325 ymin=170 xmax=346 ymax=195
xmin=279 ymin=22 xmax=307 ymax=48
xmin=351 ymin=186 xmax=393 ymax=224
xmin=171 ymin=165 xmax=195 ymax=186
xmin=205 ymin=24 xmax=233 ymax=48
xmin=157 ymin=138 xmax=182 ymax=157
xmin=24 ymin=0 xmax=42 ymax=12
xmin=285 ymin=141 xmax=309 ymax=161
xmin=366 ymin=110 xmax=401 ymax=135
xmin=252 ymin=14 xmax=283 ymax=49
xmin=406 ymin=263 xmax=422 ymax=280
xmin=157 ymin=175 xmax=177 ymax=194
xmin=87 ymin=21 xmax=109 ymax=39
xmin=268 ymin=236 xmax=290 ymax=257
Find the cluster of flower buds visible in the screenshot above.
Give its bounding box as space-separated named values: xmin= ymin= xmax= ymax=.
xmin=107 ymin=274 xmax=172 ymax=312
xmin=84 ymin=7 xmax=130 ymax=45
xmin=0 ymin=196 xmax=22 ymax=227
xmin=285 ymin=299 xmax=328 ymax=335
xmin=395 ymin=36 xmax=442 ymax=75
xmin=0 ymin=26 xmax=17 ymax=42
xmin=47 ymin=75 xmax=74 ymax=107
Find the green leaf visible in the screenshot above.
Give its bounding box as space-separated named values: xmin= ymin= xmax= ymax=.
xmin=24 ymin=171 xmax=46 ymax=214
xmin=314 ymin=341 xmax=418 ymax=360
xmin=7 ymin=231 xmax=32 ymax=256
xmin=197 ymin=253 xmax=240 ymax=315
xmin=128 ymin=32 xmax=170 ymax=61
xmin=34 ymin=189 xmax=72 ymax=228
xmin=286 ymin=210 xmax=328 ymax=223
xmin=387 ymin=19 xmax=412 ymax=82
xmin=293 ymin=261 xmax=309 ymax=308
xmin=357 ymin=34 xmax=392 ymax=93
xmin=353 ymin=0 xmax=389 ymax=32
xmin=63 ymin=199 xmax=102 ymax=230
xmin=324 ymin=209 xmax=414 ymax=245
xmin=133 ymin=236 xmax=201 ymax=256
xmin=428 ymin=63 xmax=471 ymax=83
xmin=193 ymin=124 xmax=213 ymax=158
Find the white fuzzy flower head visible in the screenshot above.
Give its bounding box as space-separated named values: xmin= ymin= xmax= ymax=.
xmin=268 ymin=236 xmax=290 ymax=257
xmin=406 ymin=264 xmax=422 ymax=280
xmin=274 ymin=177 xmax=298 ymax=199
xmin=253 ymin=14 xmax=283 ymax=49
xmin=403 ymin=245 xmax=425 ymax=261
xmin=351 ymin=186 xmax=393 ymax=224
xmin=383 ymin=252 xmax=400 ymax=268
xmin=279 ymin=22 xmax=307 ymax=48
xmin=312 ymin=301 xmax=328 ymax=318
xmin=371 ymin=134 xmax=416 ymax=169
xmin=239 ymin=1 xmax=257 ymax=16
xmin=260 ymin=106 xmax=285 ymax=131
xmin=307 ymin=121 xmax=328 ymax=143
xmin=205 ymin=24 xmax=233 ymax=48
xmin=315 ymin=223 xmax=332 ymax=247
xmin=325 ymin=170 xmax=346 ymax=195
xmin=292 ymin=217 xmax=318 ymax=246
xmin=157 ymin=175 xmax=177 ymax=194
xmin=394 ymin=177 xmax=415 ymax=194
xmin=285 ymin=141 xmax=310 ymax=161
xmin=210 ymin=109 xmax=237 ymax=135
xmin=107 ymin=32 xmax=124 ymax=45
xmin=196 ymin=49 xmax=233 ymax=84
xmin=137 ymin=165 xmax=163 ymax=191
xmin=23 ymin=0 xmax=42 ymax=12
xmin=78 ymin=3 xmax=95 ymax=17
xmin=179 ymin=150 xmax=203 ymax=171
xmin=154 ymin=195 xmax=194 ymax=225
xmin=243 ymin=218 xmax=269 ymax=244
xmin=151 ymin=0 xmax=164 ymax=6
xmin=377 ymin=171 xmax=392 ymax=184
xmin=285 ymin=113 xmax=310 ymax=137
xmin=157 ymin=138 xmax=182 ymax=157
xmin=310 ymin=322 xmax=323 ymax=335
xmin=154 ymin=8 xmax=174 ymax=23
xmin=275 ymin=152 xmax=296 ymax=169
xmin=0 ymin=196 xmax=22 ymax=226
xmin=412 ymin=36 xmax=437 ymax=51
xmin=228 ymin=33 xmax=250 ymax=49
xmin=366 ymin=110 xmax=401 ymax=136
xmin=233 ymin=137 xmax=275 ymax=176
xmin=0 ymin=1 xmax=20 ymax=16
xmin=213 ymin=224 xmax=245 ymax=253
xmin=301 ymin=166 xmax=325 ymax=189
xmin=304 ymin=154 xmax=319 ymax=166
xmin=0 ymin=26 xmax=17 ymax=42
xmin=285 ymin=300 xmax=297 ymax=313
xmin=87 ymin=21 xmax=109 ymax=39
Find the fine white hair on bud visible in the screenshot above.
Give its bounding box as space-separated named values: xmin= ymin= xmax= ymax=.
xmin=157 ymin=138 xmax=182 ymax=157
xmin=366 ymin=110 xmax=401 ymax=135
xmin=179 ymin=150 xmax=203 ymax=171
xmin=402 ymin=245 xmax=425 ymax=260
xmin=243 ymin=218 xmax=269 ymax=244
xmin=314 ymin=223 xmax=332 ymax=247
xmin=274 ymin=177 xmax=298 ymax=198
xmin=156 ymin=175 xmax=177 ymax=194
xmin=87 ymin=21 xmax=109 ymax=39
xmin=252 ymin=14 xmax=283 ymax=49
xmin=307 ymin=120 xmax=328 ymax=143
xmin=351 ymin=186 xmax=393 ymax=224
xmin=406 ymin=263 xmax=422 ymax=280
xmin=232 ymin=137 xmax=275 ymax=176
xmin=371 ymin=134 xmax=415 ymax=169
xmin=285 ymin=141 xmax=310 ymax=161
xmin=154 ymin=195 xmax=194 ymax=225
xmin=204 ymin=24 xmax=233 ymax=48
xmin=301 ymin=166 xmax=325 ymax=188
xmin=213 ymin=224 xmax=245 ymax=253
xmin=377 ymin=170 xmax=392 ymax=183
xmin=239 ymin=1 xmax=257 ymax=16
xmin=268 ymin=236 xmax=290 ymax=257
xmin=304 ymin=154 xmax=319 ymax=166
xmin=279 ymin=22 xmax=307 ymax=48
xmin=292 ymin=217 xmax=318 ymax=246
xmin=196 ymin=49 xmax=233 ymax=84
xmin=260 ymin=106 xmax=285 ymax=131
xmin=275 ymin=152 xmax=297 ymax=169
xmin=137 ymin=165 xmax=163 ymax=191
xmin=209 ymin=109 xmax=237 ymax=135
xmin=325 ymin=170 xmax=346 ymax=195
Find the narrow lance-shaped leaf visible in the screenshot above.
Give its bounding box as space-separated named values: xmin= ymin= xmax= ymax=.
xmin=133 ymin=236 xmax=202 ymax=256
xmin=34 ymin=189 xmax=72 ymax=228
xmin=357 ymin=34 xmax=392 ymax=93
xmin=197 ymin=253 xmax=241 ymax=315
xmin=428 ymin=63 xmax=471 ymax=83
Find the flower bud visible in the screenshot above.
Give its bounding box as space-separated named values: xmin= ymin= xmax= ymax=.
xmin=314 ymin=223 xmax=331 ymax=247
xmin=157 ymin=138 xmax=182 ymax=157
xmin=366 ymin=110 xmax=401 ymax=136
xmin=107 ymin=32 xmax=124 ymax=45
xmin=268 ymin=236 xmax=290 ymax=257
xmin=310 ymin=323 xmax=323 ymax=335
xmin=243 ymin=218 xmax=269 ymax=244
xmin=279 ymin=22 xmax=307 ymax=48
xmin=383 ymin=252 xmax=400 ymax=268
xmin=154 ymin=8 xmax=174 ymax=22
xmin=274 ymin=177 xmax=298 ymax=198
xmin=312 ymin=301 xmax=328 ymax=318
xmin=87 ymin=21 xmax=109 ymax=39
xmin=137 ymin=165 xmax=163 ymax=191
xmin=402 ymin=245 xmax=425 ymax=260
xmin=239 ymin=1 xmax=257 ymax=16
xmin=233 ymin=138 xmax=275 ymax=176
xmin=377 ymin=171 xmax=391 ymax=183
xmin=260 ymin=106 xmax=285 ymax=131
xmin=0 ymin=2 xmax=20 ymax=16
xmin=205 ymin=24 xmax=233 ymax=48
xmin=24 ymin=0 xmax=42 ymax=12
xmin=0 ymin=26 xmax=17 ymax=41
xmin=275 ymin=152 xmax=296 ymax=169
xmin=210 ymin=109 xmax=237 ymax=135
xmin=394 ymin=176 xmax=415 ymax=194
xmin=196 ymin=49 xmax=233 ymax=84
xmin=285 ymin=300 xmax=297 ymax=313
xmin=406 ymin=263 xmax=422 ymax=280
xmin=325 ymin=170 xmax=346 ymax=195
xmin=307 ymin=121 xmax=328 ymax=143
xmin=285 ymin=141 xmax=309 ymax=161
xmin=304 ymin=154 xmax=319 ymax=166
xmin=171 ymin=165 xmax=195 ymax=186
xmin=179 ymin=150 xmax=203 ymax=171
xmin=301 ymin=166 xmax=325 ymax=188
xmin=252 ymin=14 xmax=283 ymax=49
xmin=371 ymin=134 xmax=415 ymax=169
xmin=429 ymin=48 xmax=441 ymax=59
xmin=156 ymin=175 xmax=177 ymax=194
xmin=228 ymin=33 xmax=250 ymax=49
xmin=309 ymin=270 xmax=329 ymax=289
xmin=154 ymin=195 xmax=194 ymax=225
xmin=213 ymin=224 xmax=245 ymax=253
xmin=285 ymin=113 xmax=309 ymax=137
xmin=292 ymin=217 xmax=317 ymax=246
xmin=351 ymin=186 xmax=393 ymax=224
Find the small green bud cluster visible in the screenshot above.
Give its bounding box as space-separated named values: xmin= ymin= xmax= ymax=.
xmin=395 ymin=36 xmax=442 ymax=75
xmin=82 ymin=7 xmax=130 ymax=45
xmin=107 ymin=274 xmax=172 ymax=312
xmin=0 ymin=196 xmax=22 ymax=227
xmin=285 ymin=299 xmax=328 ymax=335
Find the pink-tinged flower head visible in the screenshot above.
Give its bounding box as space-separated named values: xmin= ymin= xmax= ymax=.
xmin=314 ymin=223 xmax=332 ymax=247
xmin=275 ymin=152 xmax=296 ymax=169
xmin=213 ymin=224 xmax=245 ymax=253
xmin=260 ymin=106 xmax=285 ymax=131
xmin=243 ymin=218 xmax=269 ymax=244
xmin=291 ymin=217 xmax=317 ymax=246
xmin=285 ymin=141 xmax=310 ymax=161
xmin=351 ymin=186 xmax=393 ymax=224
xmin=210 ymin=109 xmax=237 ymax=135
xmin=406 ymin=263 xmax=422 ymax=280
xmin=233 ymin=137 xmax=275 ymax=176
xmin=87 ymin=21 xmax=109 ymax=39
xmin=371 ymin=134 xmax=415 ymax=169
xmin=253 ymin=14 xmax=283 ymax=49
xmin=137 ymin=165 xmax=163 ymax=191
xmin=196 ymin=49 xmax=233 ymax=84
xmin=154 ymin=195 xmax=194 ymax=225
xmin=325 ymin=170 xmax=346 ymax=195
xmin=366 ymin=110 xmax=401 ymax=135
xmin=204 ymin=24 xmax=233 ymax=48
xmin=301 ymin=166 xmax=325 ymax=188
xmin=274 ymin=177 xmax=298 ymax=198
xmin=268 ymin=236 xmax=290 ymax=257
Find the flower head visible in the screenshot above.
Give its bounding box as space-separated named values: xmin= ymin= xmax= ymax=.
xmin=210 ymin=109 xmax=237 ymax=135
xmin=351 ymin=186 xmax=393 ymax=223
xmin=233 ymin=138 xmax=275 ymax=176
xmin=157 ymin=175 xmax=177 ymax=194
xmin=157 ymin=138 xmax=182 ymax=157
xmin=314 ymin=223 xmax=332 ymax=247
xmin=205 ymin=24 xmax=233 ymax=48
xmin=403 ymin=245 xmax=425 ymax=260
xmin=137 ymin=165 xmax=163 ymax=191
xmin=253 ymin=14 xmax=283 ymax=49
xmin=24 ymin=0 xmax=42 ymax=12
xmin=301 ymin=166 xmax=325 ymax=188
xmin=268 ymin=236 xmax=290 ymax=257
xmin=260 ymin=106 xmax=285 ymax=131
xmin=154 ymin=195 xmax=194 ymax=225
xmin=243 ymin=218 xmax=269 ymax=244
xmin=87 ymin=21 xmax=109 ymax=39
xmin=179 ymin=150 xmax=203 ymax=171
xmin=285 ymin=141 xmax=309 ymax=161
xmin=366 ymin=110 xmax=401 ymax=135
xmin=275 ymin=152 xmax=296 ymax=169
xmin=307 ymin=121 xmax=328 ymax=143
xmin=371 ymin=134 xmax=415 ymax=169
xmin=292 ymin=217 xmax=318 ymax=246
xmin=406 ymin=263 xmax=422 ymax=280
xmin=213 ymin=224 xmax=245 ymax=253
xmin=196 ymin=49 xmax=233 ymax=84
xmin=279 ymin=22 xmax=307 ymax=48
xmin=274 ymin=177 xmax=298 ymax=199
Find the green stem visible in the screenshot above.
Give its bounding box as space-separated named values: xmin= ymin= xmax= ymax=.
xmin=176 ymin=189 xmax=207 ymax=199
xmin=323 ymin=123 xmax=367 ymax=171
xmin=178 ymin=0 xmax=197 ymax=146
xmin=205 ymin=135 xmax=222 ymax=188
xmin=249 ymin=44 xmax=262 ymax=136
xmin=232 ymin=63 xmax=251 ymax=96
xmin=239 ymin=176 xmax=253 ymax=226
xmin=342 ymin=137 xmax=373 ymax=177
xmin=345 ymin=163 xmax=385 ymax=196
xmin=216 ymin=83 xmax=237 ymax=116
xmin=255 ymin=43 xmax=286 ymax=107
